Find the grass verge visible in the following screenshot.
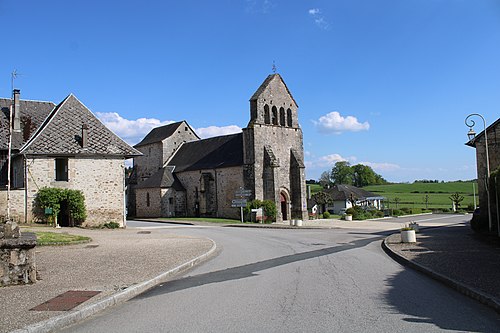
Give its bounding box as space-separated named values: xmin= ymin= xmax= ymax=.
xmin=28 ymin=231 xmax=92 ymax=246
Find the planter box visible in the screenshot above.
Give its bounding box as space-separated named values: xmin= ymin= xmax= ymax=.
xmin=401 ymin=229 xmax=416 ymax=243
xmin=345 ymin=215 xmax=353 ymax=221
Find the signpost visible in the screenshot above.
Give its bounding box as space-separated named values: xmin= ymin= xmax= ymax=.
xmin=232 ymin=188 xmax=252 ymax=223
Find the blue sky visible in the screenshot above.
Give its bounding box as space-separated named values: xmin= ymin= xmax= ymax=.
xmin=2 ymin=0 xmax=499 ymax=182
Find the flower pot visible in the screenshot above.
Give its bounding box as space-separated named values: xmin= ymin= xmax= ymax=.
xmin=295 ymin=220 xmax=303 ymax=227
xmin=290 ymin=220 xmax=296 ymax=226
xmin=345 ymin=215 xmax=353 ymax=221
xmin=401 ymin=229 xmax=416 ymax=243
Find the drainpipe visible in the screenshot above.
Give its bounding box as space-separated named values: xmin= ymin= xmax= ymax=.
xmin=213 ymin=169 xmax=218 ymax=217
xmin=24 ymin=154 xmax=28 ymax=224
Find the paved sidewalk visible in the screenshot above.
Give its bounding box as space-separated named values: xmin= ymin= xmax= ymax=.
xmin=383 ymin=223 xmax=500 ymax=314
xmin=0 ymin=226 xmax=216 ymax=333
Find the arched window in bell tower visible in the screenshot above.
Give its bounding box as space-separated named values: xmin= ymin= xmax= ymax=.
xmin=272 ymin=106 xmax=278 ymax=125
xmin=264 ymin=104 xmax=270 ymax=124
xmin=279 ymin=107 xmax=285 ymax=126
xmin=287 ymin=108 xmax=293 ymax=127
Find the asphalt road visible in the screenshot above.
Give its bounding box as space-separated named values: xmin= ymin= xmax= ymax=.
xmin=60 ymin=215 xmax=499 ymax=332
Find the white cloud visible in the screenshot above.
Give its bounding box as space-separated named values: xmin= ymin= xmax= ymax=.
xmin=359 ymin=162 xmax=401 ymax=172
xmin=195 ymin=125 xmax=242 ymax=139
xmin=308 ymin=8 xmax=320 ymax=15
xmin=97 ymin=112 xmax=174 ymax=145
xmin=314 ymin=111 xmax=370 ymax=134
xmin=306 ymin=153 xmax=356 ymax=169
xmin=308 ymin=8 xmax=330 ymax=30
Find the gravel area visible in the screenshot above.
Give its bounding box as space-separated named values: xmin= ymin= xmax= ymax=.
xmin=0 ymin=227 xmax=214 ymax=333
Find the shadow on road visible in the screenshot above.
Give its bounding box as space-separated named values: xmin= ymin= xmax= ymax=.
xmin=135 ymin=235 xmax=382 ymax=299
xmin=383 ymin=269 xmax=499 ymax=332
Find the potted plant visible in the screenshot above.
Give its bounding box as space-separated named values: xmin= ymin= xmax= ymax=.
xmin=401 ymin=226 xmax=416 ymax=243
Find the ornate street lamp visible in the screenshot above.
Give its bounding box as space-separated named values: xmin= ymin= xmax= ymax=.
xmin=465 ymin=113 xmax=492 ymax=232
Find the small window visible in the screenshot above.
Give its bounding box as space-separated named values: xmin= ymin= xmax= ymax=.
xmin=146 ymin=192 xmax=150 ymax=207
xmin=287 ymin=108 xmax=292 ymax=127
xmin=279 ymin=107 xmax=285 ymax=126
xmin=272 ymin=106 xmax=278 ymax=125
xmin=264 ymin=104 xmax=270 ymax=124
xmin=55 ymin=158 xmax=68 ymax=181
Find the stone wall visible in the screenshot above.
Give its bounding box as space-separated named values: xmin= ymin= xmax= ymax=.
xmin=0 ymin=156 xmax=126 ymax=227
xmin=473 ymin=124 xmax=500 ymax=232
xmin=135 ymin=188 xmax=162 ymax=217
xmin=0 ymin=232 xmax=37 ymax=286
xmin=176 ymin=166 xmax=244 ymax=219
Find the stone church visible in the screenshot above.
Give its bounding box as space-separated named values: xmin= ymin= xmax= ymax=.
xmin=129 ymin=74 xmax=308 ymax=222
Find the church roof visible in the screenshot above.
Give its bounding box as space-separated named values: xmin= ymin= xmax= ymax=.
xmin=0 ymin=97 xmax=55 ymax=150
xmin=136 ymin=166 xmax=185 ymax=190
xmin=249 ymin=73 xmax=298 ymax=108
xmin=135 ymin=121 xmax=199 ymax=147
xmin=168 ymin=133 xmax=243 ymax=172
xmin=20 ymin=94 xmax=141 ymax=157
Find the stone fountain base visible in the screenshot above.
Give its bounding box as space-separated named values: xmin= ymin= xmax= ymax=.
xmin=0 ymin=222 xmax=37 ymax=286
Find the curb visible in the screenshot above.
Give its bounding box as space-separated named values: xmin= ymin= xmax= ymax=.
xmin=381 ymin=236 xmax=500 ymax=314
xmin=11 ymin=239 xmax=218 ymax=333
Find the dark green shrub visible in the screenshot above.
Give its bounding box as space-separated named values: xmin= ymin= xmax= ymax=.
xmin=35 ymin=187 xmax=86 ymax=225
xmin=401 ymin=207 xmax=411 ymax=214
xmin=392 ymin=209 xmax=403 ymax=216
xmin=374 ymin=210 xmax=384 ymax=218
xmin=322 ymin=211 xmax=331 ymax=219
xmin=262 ymin=200 xmax=277 ymax=222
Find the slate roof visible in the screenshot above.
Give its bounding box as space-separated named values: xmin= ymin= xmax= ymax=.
xmin=249 ymin=73 xmax=298 ymax=107
xmin=326 ymin=184 xmax=384 ymax=201
xmin=135 ymin=121 xmax=199 ymax=147
xmin=136 ymin=166 xmax=185 ymax=190
xmin=168 ymin=133 xmax=243 ymax=172
xmin=0 ymin=98 xmax=55 ymax=150
xmin=20 ymin=94 xmax=141 ymax=157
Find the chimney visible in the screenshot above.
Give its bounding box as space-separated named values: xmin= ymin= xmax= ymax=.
xmin=81 ymin=124 xmax=89 ymax=148
xmin=13 ymin=89 xmax=21 ymax=132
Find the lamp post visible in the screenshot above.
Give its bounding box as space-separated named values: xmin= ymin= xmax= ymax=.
xmin=465 ymin=113 xmax=492 ymax=232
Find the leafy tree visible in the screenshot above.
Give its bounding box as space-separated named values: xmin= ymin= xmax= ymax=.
xmin=312 ymin=191 xmax=333 ymax=213
xmin=331 ymin=161 xmax=353 ymax=185
xmin=449 ymin=192 xmax=464 ymax=210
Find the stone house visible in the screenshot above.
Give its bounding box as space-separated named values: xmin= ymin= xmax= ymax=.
xmin=322 ymin=184 xmax=384 ymax=215
xmin=466 ymin=117 xmax=500 ymax=234
xmin=130 ymin=74 xmax=308 ymax=222
xmin=0 ymin=90 xmax=141 ymax=227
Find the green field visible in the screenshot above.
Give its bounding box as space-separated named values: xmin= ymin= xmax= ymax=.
xmin=307 ymin=181 xmax=478 ymax=210
xmin=364 ymin=181 xmax=478 ymax=210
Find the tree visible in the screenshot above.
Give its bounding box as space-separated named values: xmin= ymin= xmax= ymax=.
xmin=318 ymin=171 xmax=332 ymax=189
xmin=352 ymin=164 xmax=387 ymax=187
xmin=331 ymin=161 xmax=353 ymax=185
xmin=312 ymin=191 xmax=333 ymax=213
xmin=449 ymin=192 xmax=464 ymax=210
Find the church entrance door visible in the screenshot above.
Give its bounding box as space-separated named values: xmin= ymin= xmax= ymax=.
xmin=280 ymin=193 xmax=288 ymax=221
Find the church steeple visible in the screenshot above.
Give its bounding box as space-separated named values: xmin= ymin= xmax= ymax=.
xmin=248 ymin=74 xmax=299 ymax=128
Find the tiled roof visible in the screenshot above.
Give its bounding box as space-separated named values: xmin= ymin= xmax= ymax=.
xmin=135 ymin=121 xmax=199 ymax=147
xmin=20 ymin=94 xmax=141 ymax=157
xmin=168 ymin=133 xmax=243 ymax=172
xmin=0 ymin=98 xmax=55 ymax=150
xmin=136 ymin=166 xmax=185 ymax=190
xmin=326 ymin=185 xmax=382 ymax=201
xmin=249 ymin=73 xmax=298 ymax=107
